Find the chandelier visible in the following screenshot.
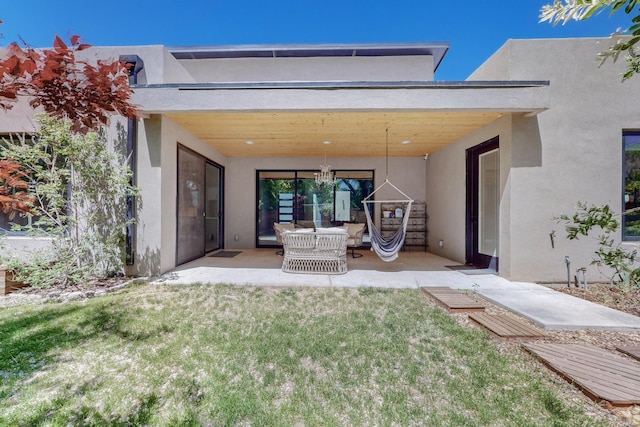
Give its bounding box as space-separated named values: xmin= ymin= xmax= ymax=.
xmin=314 ymin=141 xmax=337 ymax=186
xmin=314 ymin=164 xmax=336 ymax=186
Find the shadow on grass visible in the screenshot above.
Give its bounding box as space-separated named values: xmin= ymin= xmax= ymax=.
xmin=16 ymin=387 xmax=159 ymax=427
xmin=0 ymin=305 xmax=87 ymax=380
xmin=0 ymin=295 xmax=174 ymax=411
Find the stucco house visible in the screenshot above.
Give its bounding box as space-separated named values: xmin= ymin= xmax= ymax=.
xmin=2 ymin=37 xmax=639 ymax=283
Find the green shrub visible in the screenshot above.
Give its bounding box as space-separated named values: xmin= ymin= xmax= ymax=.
xmin=557 ymin=202 xmax=640 ymax=289
xmin=0 ymin=114 xmax=138 ymax=288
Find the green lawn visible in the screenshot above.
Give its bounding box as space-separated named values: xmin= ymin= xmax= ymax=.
xmin=0 ymin=284 xmax=612 ymax=426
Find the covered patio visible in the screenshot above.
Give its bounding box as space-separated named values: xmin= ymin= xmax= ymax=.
xmin=133 ymin=81 xmax=549 ymax=273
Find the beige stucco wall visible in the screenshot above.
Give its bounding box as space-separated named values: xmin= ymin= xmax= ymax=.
xmin=0 ymin=237 xmax=56 ymax=261
xmin=509 ymin=38 xmax=639 ymax=283
xmin=0 ymin=102 xmax=40 ymax=134
xmin=78 ymin=45 xmax=196 ymax=85
xmin=426 ymin=115 xmax=513 ymax=268
xmin=442 ymin=38 xmax=640 ymax=282
xmin=130 ymin=115 xmax=228 ymax=276
xmin=88 ymin=46 xmax=436 ymax=86
xmin=178 ymin=55 xmax=435 ymax=83
xmin=467 ymin=41 xmax=511 ymax=81
xmin=134 ymin=84 xmax=548 ymax=114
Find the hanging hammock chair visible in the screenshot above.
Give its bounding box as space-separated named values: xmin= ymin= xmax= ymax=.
xmin=363 ymin=179 xmax=413 ymax=262
xmin=362 ymin=128 xmax=414 ymax=262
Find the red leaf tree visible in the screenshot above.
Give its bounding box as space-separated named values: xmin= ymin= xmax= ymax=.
xmin=1 ymin=30 xmax=137 ymax=134
xmin=0 ymin=20 xmax=137 ymax=219
xmin=0 ymin=158 xmax=33 ymax=218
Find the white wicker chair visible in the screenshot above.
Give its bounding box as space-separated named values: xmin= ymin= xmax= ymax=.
xmin=281 ymin=229 xmax=348 ymax=274
xmin=273 ymin=222 xmax=295 ymax=255
xmin=343 ymin=223 xmax=366 ymax=258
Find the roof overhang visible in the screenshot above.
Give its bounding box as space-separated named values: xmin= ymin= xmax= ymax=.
xmin=131 ymin=80 xmax=549 ymax=158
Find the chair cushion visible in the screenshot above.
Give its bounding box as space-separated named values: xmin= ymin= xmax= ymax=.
xmin=274 ymin=223 xmax=295 ymax=231
xmin=343 ymin=223 xmax=365 ymax=247
xmin=315 ymin=227 xmax=348 ymax=234
xmin=295 ymin=221 xmax=316 ymax=230
xmin=274 ymin=223 xmax=296 ymax=244
xmin=344 ymin=223 xmax=365 ymax=237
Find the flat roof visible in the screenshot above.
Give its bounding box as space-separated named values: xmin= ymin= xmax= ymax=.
xmin=168 ymin=42 xmax=450 ymax=71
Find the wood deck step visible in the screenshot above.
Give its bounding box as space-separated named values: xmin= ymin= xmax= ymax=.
xmin=523 ymin=343 xmax=640 ymax=407
xmin=469 ymin=313 xmax=547 ymax=341
xmin=420 ymin=287 xmax=485 ymax=313
xmin=617 ymin=346 xmax=640 ymax=362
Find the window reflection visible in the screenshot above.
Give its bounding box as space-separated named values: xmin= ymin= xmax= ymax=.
xmin=256 ymin=170 xmax=374 ymax=246
xmin=624 ymin=131 xmax=640 ymax=239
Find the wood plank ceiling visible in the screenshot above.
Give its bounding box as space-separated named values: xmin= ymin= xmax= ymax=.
xmin=166 ymin=111 xmax=504 ymax=158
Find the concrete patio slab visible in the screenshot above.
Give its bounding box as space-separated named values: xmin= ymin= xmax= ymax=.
xmin=476 ymin=284 xmax=640 ymax=331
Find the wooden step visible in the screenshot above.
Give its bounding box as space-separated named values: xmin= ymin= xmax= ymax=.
xmin=469 ymin=313 xmax=547 ymax=341
xmin=420 ymin=287 xmax=485 ymax=313
xmin=523 ymin=343 xmax=640 ymax=407
xmin=617 ymin=346 xmax=640 ymax=362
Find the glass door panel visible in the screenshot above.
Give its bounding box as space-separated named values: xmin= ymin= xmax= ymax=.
xmin=334 ymin=171 xmax=374 ymax=224
xmin=256 ymin=170 xmax=374 ymax=247
xmin=177 ymin=146 xmax=205 ymax=265
xmin=478 ymin=148 xmax=499 ymax=258
xmin=296 ymin=172 xmax=333 ymax=228
xmin=205 ymin=162 xmax=222 ymax=252
xmin=257 ymin=171 xmax=295 ymax=246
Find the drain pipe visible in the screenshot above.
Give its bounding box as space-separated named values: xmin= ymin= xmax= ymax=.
xmin=564 ymin=256 xmax=571 ymax=288
xmin=119 ymin=55 xmax=144 ymax=265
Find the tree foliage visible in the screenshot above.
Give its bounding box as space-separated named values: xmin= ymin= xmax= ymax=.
xmin=556 ymin=202 xmax=640 ymax=288
xmin=0 ymin=158 xmax=33 ymax=218
xmin=540 ymin=0 xmax=640 ymax=79
xmin=0 ymin=20 xmax=139 ymax=285
xmin=1 ymin=115 xmax=138 ymax=287
xmin=0 ymin=21 xmax=136 ymax=134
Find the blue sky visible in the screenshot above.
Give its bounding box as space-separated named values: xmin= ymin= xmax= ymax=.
xmin=0 ymin=1 xmax=632 ymax=80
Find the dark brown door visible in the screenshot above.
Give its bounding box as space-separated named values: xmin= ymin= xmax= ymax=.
xmin=466 ymin=137 xmax=499 ymax=270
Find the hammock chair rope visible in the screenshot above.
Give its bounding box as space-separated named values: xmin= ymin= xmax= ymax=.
xmin=362 ymin=128 xmax=414 ymax=262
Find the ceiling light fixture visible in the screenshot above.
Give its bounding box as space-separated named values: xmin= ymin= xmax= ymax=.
xmin=315 ymin=141 xmax=336 ymax=186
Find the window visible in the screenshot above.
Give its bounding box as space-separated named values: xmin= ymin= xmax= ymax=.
xmin=0 ymin=134 xmax=36 ymax=235
xmin=0 ymin=209 xmax=34 ymax=235
xmin=623 ymin=130 xmax=640 ymax=240
xmin=256 ymin=170 xmax=374 ymax=246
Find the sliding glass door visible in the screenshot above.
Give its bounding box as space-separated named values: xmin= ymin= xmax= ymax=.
xmin=257 ymin=171 xmax=295 ymax=245
xmin=256 ymin=170 xmax=373 ymax=247
xmin=295 ymin=172 xmax=334 ymax=229
xmin=177 ymin=145 xmax=224 ymax=265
